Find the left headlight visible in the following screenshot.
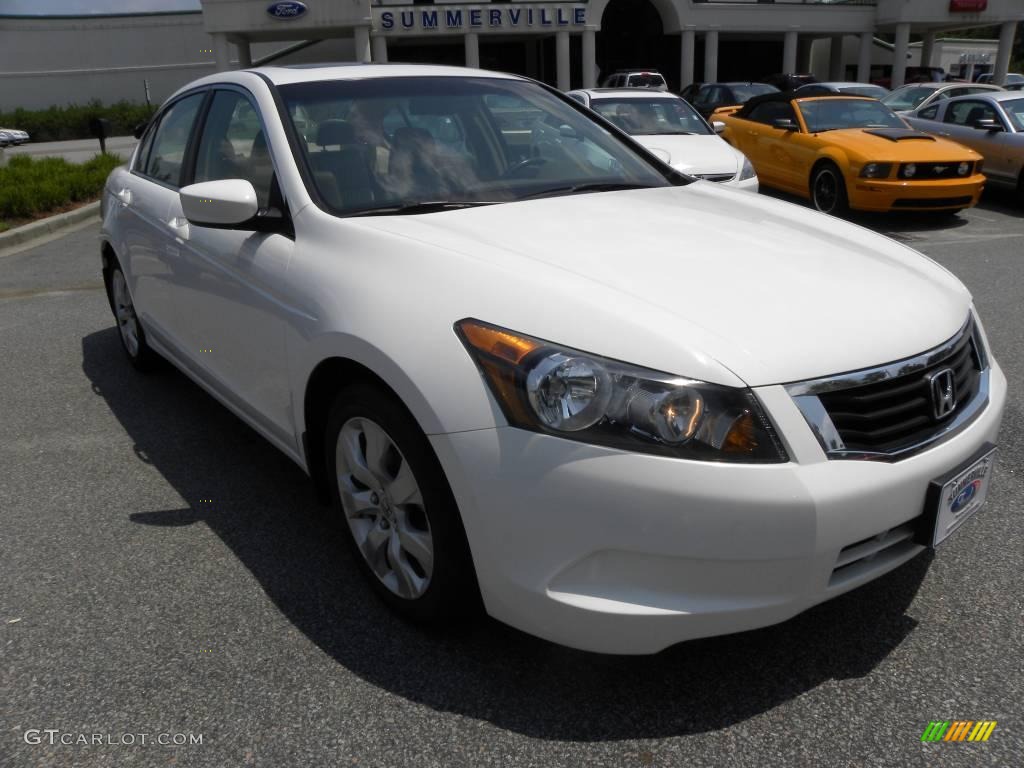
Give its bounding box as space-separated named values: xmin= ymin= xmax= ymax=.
xmin=735 ymin=155 xmax=757 ymax=181
xmin=456 ymin=319 xmax=788 ymax=463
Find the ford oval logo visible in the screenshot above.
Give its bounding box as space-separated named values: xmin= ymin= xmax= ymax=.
xmin=267 ymin=1 xmax=307 ymax=20
xmin=950 ymin=479 xmax=981 ymax=515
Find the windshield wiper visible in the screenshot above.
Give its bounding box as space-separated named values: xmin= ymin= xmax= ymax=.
xmin=349 ymin=201 xmax=500 ymax=217
xmin=519 ymin=182 xmax=659 ymax=201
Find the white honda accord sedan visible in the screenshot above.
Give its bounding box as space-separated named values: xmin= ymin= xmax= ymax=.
xmin=100 ymin=64 xmax=1005 ymax=654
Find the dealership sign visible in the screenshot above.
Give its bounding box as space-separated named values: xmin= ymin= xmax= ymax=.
xmin=375 ymin=4 xmax=588 ymax=36
xmin=267 ymin=1 xmax=308 ymax=20
xmin=949 ymin=0 xmax=987 ymax=11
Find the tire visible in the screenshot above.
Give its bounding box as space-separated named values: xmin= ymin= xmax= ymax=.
xmin=810 ymin=162 xmax=849 ymax=216
xmin=108 ymin=264 xmax=159 ymax=371
xmin=325 ymin=384 xmax=480 ymax=622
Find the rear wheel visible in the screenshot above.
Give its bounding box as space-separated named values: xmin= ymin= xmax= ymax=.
xmin=811 ymin=162 xmax=849 ymax=216
xmin=326 ymin=384 xmax=479 ymax=621
xmin=109 ymin=265 xmax=158 ymax=371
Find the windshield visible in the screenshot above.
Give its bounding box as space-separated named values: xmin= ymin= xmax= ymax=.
xmin=798 ymin=98 xmax=906 ymax=132
xmin=1002 ymin=98 xmax=1024 ymax=131
xmin=626 ymin=74 xmax=666 ymax=88
xmin=731 ymin=84 xmax=778 ymax=103
xmin=837 ymin=85 xmax=890 ymax=99
xmin=590 ymin=97 xmax=712 ymax=135
xmin=881 ymin=85 xmax=937 ymax=111
xmin=279 ymin=77 xmax=677 ymax=216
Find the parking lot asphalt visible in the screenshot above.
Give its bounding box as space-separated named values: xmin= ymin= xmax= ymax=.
xmin=1 ymin=137 xmax=137 ymax=165
xmin=1 ymin=189 xmax=1022 ymax=768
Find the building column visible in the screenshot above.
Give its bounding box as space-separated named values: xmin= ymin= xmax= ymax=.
xmin=856 ymin=31 xmax=873 ymax=83
xmin=556 ymin=30 xmax=571 ymax=90
xmin=235 ymin=39 xmax=252 ymax=68
xmin=993 ymin=21 xmax=1017 ymax=86
xmin=372 ymin=35 xmax=388 ymax=64
xmin=920 ymin=30 xmax=935 ymax=68
xmin=829 ymin=35 xmax=845 ymax=81
xmin=212 ymin=32 xmax=232 ymax=72
xmin=891 ymin=22 xmax=910 ymax=89
xmin=783 ymin=30 xmax=798 ymax=75
xmin=353 ymin=26 xmax=371 ymax=64
xmin=680 ymin=29 xmax=696 ymax=88
xmin=464 ymin=32 xmax=480 ymax=68
xmin=582 ymin=29 xmax=597 ymax=88
xmin=704 ymin=30 xmax=719 ymax=83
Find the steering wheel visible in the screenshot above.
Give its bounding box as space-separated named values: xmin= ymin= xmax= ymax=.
xmin=501 ymin=156 xmax=548 ymax=179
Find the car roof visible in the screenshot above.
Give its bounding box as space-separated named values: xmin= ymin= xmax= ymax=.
xmin=943 ymin=90 xmax=1024 ymax=104
xmin=802 ymin=82 xmax=883 ymax=89
xmin=574 ymin=88 xmax=680 ymax=100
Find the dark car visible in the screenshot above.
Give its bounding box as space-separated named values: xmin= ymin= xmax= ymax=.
xmin=689 ymin=82 xmax=779 ymax=119
xmin=761 ymin=73 xmax=818 ymax=92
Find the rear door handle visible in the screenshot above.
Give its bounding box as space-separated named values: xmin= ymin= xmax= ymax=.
xmin=116 ymin=188 xmax=132 ymax=205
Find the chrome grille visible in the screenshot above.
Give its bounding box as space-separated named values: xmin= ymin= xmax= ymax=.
xmin=787 ymin=318 xmax=989 ymax=461
xmin=692 ymin=173 xmax=734 ymax=183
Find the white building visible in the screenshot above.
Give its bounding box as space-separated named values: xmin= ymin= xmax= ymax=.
xmin=0 ymin=0 xmax=1020 ymax=110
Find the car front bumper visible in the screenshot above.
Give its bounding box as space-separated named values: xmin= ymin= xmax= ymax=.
xmin=430 ymin=360 xmax=1006 ymax=654
xmin=848 ymin=174 xmax=985 ymax=212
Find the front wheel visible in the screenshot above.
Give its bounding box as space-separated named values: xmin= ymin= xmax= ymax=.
xmin=811 ymin=163 xmax=849 ymax=216
xmin=326 ymin=384 xmax=479 ymax=621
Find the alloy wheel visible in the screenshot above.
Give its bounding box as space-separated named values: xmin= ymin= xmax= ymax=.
xmin=813 ymin=169 xmax=839 ymax=214
xmin=111 ymin=270 xmax=140 ymax=357
xmin=335 ymin=416 xmax=434 ymax=599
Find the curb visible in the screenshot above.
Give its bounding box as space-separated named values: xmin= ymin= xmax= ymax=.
xmin=0 ymin=201 xmax=101 ymax=253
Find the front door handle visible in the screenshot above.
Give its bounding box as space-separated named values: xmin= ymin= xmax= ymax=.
xmin=166 ymin=216 xmax=190 ymax=241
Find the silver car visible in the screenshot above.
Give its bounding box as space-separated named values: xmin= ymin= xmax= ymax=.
xmin=905 ymin=91 xmax=1024 ymax=199
xmin=882 ymin=82 xmax=1003 ymax=115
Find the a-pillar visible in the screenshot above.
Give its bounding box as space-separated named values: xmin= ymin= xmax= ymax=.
xmin=829 ymin=35 xmax=845 ymax=81
xmin=891 ymin=22 xmax=910 ymax=89
xmin=783 ymin=30 xmax=798 ymax=75
xmin=235 ymin=39 xmax=252 ymax=68
xmin=582 ymin=29 xmax=597 ymax=88
xmin=920 ymin=30 xmax=935 ymax=68
xmin=464 ymin=32 xmax=480 ymax=68
xmin=993 ymin=21 xmax=1017 ymax=86
xmin=556 ymin=30 xmax=570 ymax=90
xmin=372 ymin=35 xmax=388 ymax=64
xmin=353 ymin=26 xmax=371 ymax=64
xmin=212 ymin=32 xmax=232 ymax=72
xmin=856 ymin=31 xmax=873 ymax=83
xmin=680 ymin=28 xmax=696 ymax=88
xmin=704 ymin=30 xmax=719 ymax=83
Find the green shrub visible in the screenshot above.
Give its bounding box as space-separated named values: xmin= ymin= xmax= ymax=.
xmin=0 ymin=101 xmax=154 ymax=143
xmin=0 ymin=153 xmax=123 ymax=221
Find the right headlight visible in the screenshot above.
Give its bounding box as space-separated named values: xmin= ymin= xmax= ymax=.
xmin=735 ymin=155 xmax=757 ymax=181
xmin=859 ymin=162 xmax=892 ymax=179
xmin=456 ymin=319 xmax=787 ymax=463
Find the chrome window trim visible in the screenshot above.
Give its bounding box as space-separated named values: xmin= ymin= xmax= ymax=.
xmin=786 ymin=315 xmax=989 ymax=462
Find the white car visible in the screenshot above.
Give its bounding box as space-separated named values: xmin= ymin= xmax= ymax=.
xmin=100 ymin=64 xmax=1005 ymax=655
xmin=0 ymin=127 xmax=30 ymax=145
xmin=567 ymin=88 xmax=758 ymax=190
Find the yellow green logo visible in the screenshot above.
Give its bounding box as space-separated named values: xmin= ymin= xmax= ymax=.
xmin=921 ymin=721 xmax=996 ymax=742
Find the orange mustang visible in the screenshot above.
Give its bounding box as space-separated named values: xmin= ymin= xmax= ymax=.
xmin=716 ymin=93 xmax=985 ymax=215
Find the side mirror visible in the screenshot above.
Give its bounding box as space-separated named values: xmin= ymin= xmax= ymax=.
xmin=712 ymin=120 xmax=726 ymax=134
xmin=973 ymin=118 xmax=1002 ymax=132
xmin=180 ymin=179 xmax=259 ymax=228
xmin=132 ymin=121 xmax=149 ymax=140
xmin=772 ymin=118 xmax=799 ymax=131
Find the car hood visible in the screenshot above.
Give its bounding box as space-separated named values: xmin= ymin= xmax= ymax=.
xmin=630 ymin=134 xmax=742 ymax=175
xmin=811 ymin=128 xmax=981 ymax=161
xmin=354 ymin=184 xmax=970 ymax=386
